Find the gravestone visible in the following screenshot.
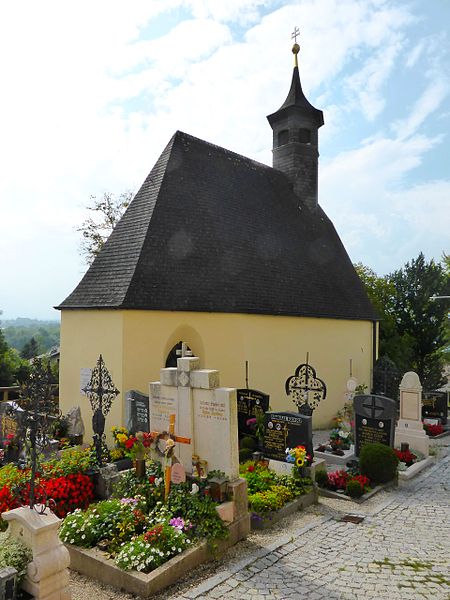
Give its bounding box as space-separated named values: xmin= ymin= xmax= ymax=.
xmin=236 ymin=389 xmax=269 ymax=438
xmin=125 ymin=390 xmax=150 ymax=433
xmin=263 ymin=411 xmax=313 ymax=461
xmin=149 ymin=356 xmax=239 ymax=479
xmin=66 ymin=406 xmax=85 ymax=438
xmin=422 ymin=391 xmax=448 ymax=426
xmin=353 ymin=394 xmax=396 ymax=456
xmin=395 ymin=371 xmax=429 ymax=455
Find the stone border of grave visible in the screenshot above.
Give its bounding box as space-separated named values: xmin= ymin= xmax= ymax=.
xmin=318 ymin=479 xmax=397 ymax=504
xmin=426 ymin=429 xmax=450 ymax=440
xmin=250 ymin=487 xmax=318 ymax=530
xmin=397 ymin=456 xmax=434 ymax=481
xmin=65 ymin=514 xmax=249 ymax=599
xmin=313 ymin=446 xmax=355 ymax=466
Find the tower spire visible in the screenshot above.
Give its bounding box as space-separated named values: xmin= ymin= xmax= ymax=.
xmin=266 ymin=30 xmax=324 ymax=210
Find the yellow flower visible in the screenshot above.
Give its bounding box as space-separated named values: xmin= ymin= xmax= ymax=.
xmin=117 ymin=433 xmax=128 ymax=444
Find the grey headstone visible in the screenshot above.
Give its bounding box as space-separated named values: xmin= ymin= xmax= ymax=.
xmin=66 ymin=406 xmax=85 ymax=437
xmin=95 ymin=464 xmax=120 ymax=500
xmin=125 ymin=390 xmax=150 ymax=433
xmin=353 ymin=394 xmax=397 ymax=456
xmin=0 ymin=566 xmax=17 ymax=600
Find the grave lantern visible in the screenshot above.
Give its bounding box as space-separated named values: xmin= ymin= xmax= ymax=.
xmin=209 ymin=476 xmax=229 ymax=503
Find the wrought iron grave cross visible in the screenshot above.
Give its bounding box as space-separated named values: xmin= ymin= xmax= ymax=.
xmin=291 ymin=26 xmax=300 ymax=43
xmin=83 ymin=354 xmax=119 ymax=466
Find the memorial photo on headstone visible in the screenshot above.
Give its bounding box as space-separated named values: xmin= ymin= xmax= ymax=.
xmin=353 ymin=394 xmax=396 ymax=456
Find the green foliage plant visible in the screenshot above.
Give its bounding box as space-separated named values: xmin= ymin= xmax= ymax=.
xmin=240 ymin=436 xmax=257 ymax=450
xmin=315 ymin=469 xmax=329 ymax=488
xmin=112 ymin=463 xmax=164 ymax=511
xmin=0 ymin=532 xmax=32 ymax=583
xmin=345 ymin=479 xmax=364 ymax=498
xmin=239 ymin=448 xmax=253 ymax=462
xmin=0 ymin=463 xmax=30 ymax=490
xmin=359 ymin=443 xmax=398 ymax=483
xmin=43 ymin=447 xmax=96 ymax=477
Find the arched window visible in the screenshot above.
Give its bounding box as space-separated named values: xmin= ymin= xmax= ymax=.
xmin=278 ymin=129 xmax=289 ymax=146
xmin=165 ymin=341 xmax=193 ymax=367
xmin=298 ymin=128 xmax=311 ymax=143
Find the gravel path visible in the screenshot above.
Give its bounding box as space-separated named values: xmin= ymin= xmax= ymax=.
xmin=69 ymin=435 xmax=450 ymax=600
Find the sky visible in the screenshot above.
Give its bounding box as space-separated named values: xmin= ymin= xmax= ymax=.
xmin=0 ymin=0 xmax=449 ymax=321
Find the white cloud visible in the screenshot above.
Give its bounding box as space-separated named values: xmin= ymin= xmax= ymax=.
xmin=0 ymin=0 xmax=448 ymax=318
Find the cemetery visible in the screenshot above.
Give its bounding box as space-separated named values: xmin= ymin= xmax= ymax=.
xmin=0 ymin=337 xmax=448 ymax=599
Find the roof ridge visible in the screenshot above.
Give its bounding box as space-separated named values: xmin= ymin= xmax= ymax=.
xmin=173 ymin=130 xmax=273 ymax=173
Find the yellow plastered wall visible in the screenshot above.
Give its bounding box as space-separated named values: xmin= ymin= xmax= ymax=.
xmin=60 ymin=309 xmax=375 ymax=440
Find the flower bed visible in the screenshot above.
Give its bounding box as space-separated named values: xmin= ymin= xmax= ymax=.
xmin=240 ymin=459 xmax=314 ymax=526
xmin=316 ymin=468 xmax=374 ymax=502
xmin=423 ymin=423 xmax=449 ymax=438
xmin=0 ymin=448 xmax=96 ymax=529
xmin=59 ymin=463 xmax=230 ymax=576
xmin=394 ymin=447 xmax=434 ymax=480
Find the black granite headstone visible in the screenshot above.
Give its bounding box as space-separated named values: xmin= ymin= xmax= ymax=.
xmin=422 ymin=392 xmax=448 ymax=425
xmin=125 ymin=390 xmax=150 ymax=433
xmin=236 ymin=389 xmax=269 ymax=438
xmin=263 ymin=411 xmax=313 ymax=462
xmin=353 ymin=394 xmax=397 ymax=456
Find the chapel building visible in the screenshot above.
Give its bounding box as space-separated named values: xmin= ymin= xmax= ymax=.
xmin=57 ymin=41 xmax=378 ymax=433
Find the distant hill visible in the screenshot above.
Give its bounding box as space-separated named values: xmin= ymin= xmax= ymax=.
xmin=1 ymin=318 xmax=60 ymax=354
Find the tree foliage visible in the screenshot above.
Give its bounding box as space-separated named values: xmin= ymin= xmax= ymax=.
xmin=77 ymin=191 xmax=132 ymax=265
xmin=3 ymin=319 xmax=59 ymax=354
xmin=21 ymin=336 xmax=40 ymax=359
xmin=355 ymin=253 xmax=450 ymax=390
xmin=0 ymin=319 xmax=28 ymax=387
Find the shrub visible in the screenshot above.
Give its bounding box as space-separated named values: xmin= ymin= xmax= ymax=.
xmin=43 ymin=447 xmax=95 ymax=477
xmin=239 ymin=448 xmax=253 ymax=462
xmin=345 ymin=479 xmax=364 ymax=498
xmin=315 ymin=469 xmax=328 ymax=487
xmin=0 ymin=532 xmax=32 ymax=583
xmin=359 ymin=443 xmax=398 ymax=483
xmin=240 ymin=436 xmax=256 ymax=450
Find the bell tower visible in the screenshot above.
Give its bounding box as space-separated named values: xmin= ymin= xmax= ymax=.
xmin=267 ymin=28 xmax=324 ymax=210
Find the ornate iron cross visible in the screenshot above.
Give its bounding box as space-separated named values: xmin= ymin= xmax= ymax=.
xmin=362 ymin=396 xmax=385 ymax=419
xmin=7 ymin=358 xmax=60 ymax=512
xmin=291 ymin=26 xmax=300 ymax=43
xmin=83 ymin=354 xmax=119 ymax=466
xmin=285 ymin=362 xmax=327 ymax=416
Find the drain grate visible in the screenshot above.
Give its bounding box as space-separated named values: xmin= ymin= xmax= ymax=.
xmin=342 ymin=515 xmax=364 ymax=524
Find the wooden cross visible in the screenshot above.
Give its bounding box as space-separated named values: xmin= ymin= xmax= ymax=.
xmin=151 ymin=413 xmax=191 ymax=501
xmin=291 ymin=26 xmax=300 ymax=43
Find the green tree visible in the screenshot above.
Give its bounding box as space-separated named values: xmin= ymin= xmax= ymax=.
xmin=389 ymin=253 xmax=449 ymax=389
xmin=21 ymin=336 xmax=40 ymax=359
xmin=77 ymin=191 xmax=132 ymax=265
xmin=354 ymin=263 xmax=413 ymax=370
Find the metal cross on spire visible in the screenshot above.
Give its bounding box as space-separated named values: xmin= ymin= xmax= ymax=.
xmin=291 ymin=26 xmax=300 ymax=43
xmin=291 ymin=26 xmax=300 ymax=67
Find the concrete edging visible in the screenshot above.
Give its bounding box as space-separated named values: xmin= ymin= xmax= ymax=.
xmin=318 ymin=479 xmax=397 ymax=504
xmin=398 ymin=456 xmax=434 ymax=480
xmin=66 ymin=513 xmax=250 ymax=598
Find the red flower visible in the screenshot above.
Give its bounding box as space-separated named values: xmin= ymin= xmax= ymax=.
xmin=125 ymin=437 xmax=137 ymax=449
xmin=148 ymin=475 xmax=156 ymax=485
xmin=424 ymin=424 xmax=443 ymax=437
xmin=247 ymin=465 xmax=255 ymax=473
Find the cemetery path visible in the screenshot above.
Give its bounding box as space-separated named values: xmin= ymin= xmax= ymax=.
xmin=69 ymin=444 xmax=450 ymax=600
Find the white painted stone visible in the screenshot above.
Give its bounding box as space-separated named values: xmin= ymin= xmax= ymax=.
xmin=177 ymin=357 xmax=200 ymax=372
xmin=2 ymin=506 xmax=71 ymax=600
xmin=193 ymin=387 xmax=239 ymax=480
xmin=395 ymin=371 xmax=429 ymax=456
xmin=160 ymin=368 xmax=177 ymax=387
xmin=190 ymin=369 xmax=220 ymax=390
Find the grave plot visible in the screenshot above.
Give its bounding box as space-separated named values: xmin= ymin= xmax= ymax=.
xmin=57 ymin=351 xmax=250 ymax=598
xmin=422 ymin=391 xmax=450 ymax=438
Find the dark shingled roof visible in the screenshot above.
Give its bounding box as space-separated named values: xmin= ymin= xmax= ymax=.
xmin=57 ymin=131 xmax=378 ymax=321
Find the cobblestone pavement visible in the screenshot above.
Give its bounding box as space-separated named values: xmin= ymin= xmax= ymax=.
xmin=173 ymin=448 xmax=450 ymax=600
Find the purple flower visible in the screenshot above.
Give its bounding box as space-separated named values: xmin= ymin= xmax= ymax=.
xmin=170 ymin=517 xmax=185 ymax=531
